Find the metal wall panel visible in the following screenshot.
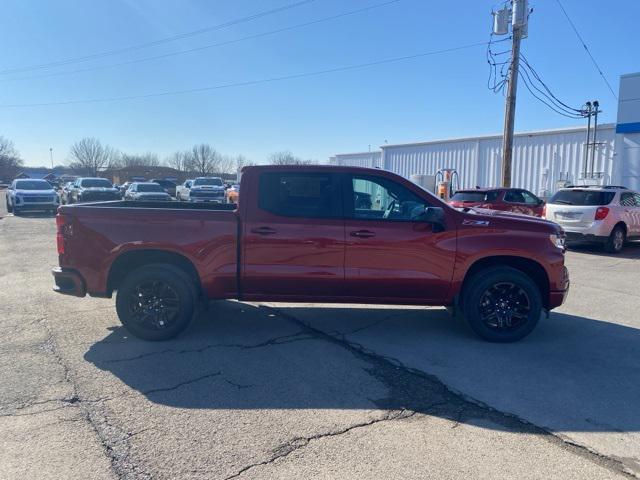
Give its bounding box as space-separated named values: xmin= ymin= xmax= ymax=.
xmin=360 ymin=125 xmax=618 ymax=196
xmin=331 ymin=151 xmax=381 ymax=169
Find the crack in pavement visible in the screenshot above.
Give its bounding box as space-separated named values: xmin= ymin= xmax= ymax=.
xmin=104 ymin=331 xmax=312 ymax=364
xmin=261 ymin=304 xmax=636 ymax=479
xmin=224 ymin=408 xmax=422 ymax=479
xmin=142 ymin=371 xmax=222 ymax=396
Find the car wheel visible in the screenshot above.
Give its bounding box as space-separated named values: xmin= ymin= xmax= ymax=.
xmin=6 ymin=199 xmax=13 ymax=213
xmin=604 ymin=225 xmax=625 ymax=254
xmin=462 ymin=266 xmax=541 ymax=343
xmin=115 ymin=264 xmax=197 ymax=341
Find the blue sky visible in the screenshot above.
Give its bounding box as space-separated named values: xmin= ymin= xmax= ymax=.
xmin=1 ymin=0 xmax=638 ymax=167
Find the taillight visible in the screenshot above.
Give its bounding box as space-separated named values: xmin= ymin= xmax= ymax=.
xmin=594 ymin=207 xmax=609 ymax=221
xmin=56 ymin=213 xmax=71 ymax=255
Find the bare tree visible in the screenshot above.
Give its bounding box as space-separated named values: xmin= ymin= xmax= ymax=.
xmin=119 ymin=152 xmax=160 ymax=168
xmin=69 ymin=138 xmax=116 ymax=176
xmin=166 ymin=150 xmax=191 ymax=173
xmin=269 ymin=150 xmax=314 ymax=165
xmin=0 ymin=136 xmax=23 ymax=180
xmin=189 ymin=144 xmax=222 ymax=176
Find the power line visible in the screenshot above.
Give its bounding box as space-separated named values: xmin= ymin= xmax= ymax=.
xmin=554 ymin=0 xmax=617 ymax=99
xmin=0 ymin=0 xmax=316 ymax=76
xmin=0 ymin=41 xmax=490 ymax=108
xmin=1 ymin=0 xmax=402 ymax=83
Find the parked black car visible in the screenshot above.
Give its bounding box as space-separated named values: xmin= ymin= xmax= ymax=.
xmin=69 ymin=178 xmax=120 ymax=203
xmin=150 ymin=179 xmax=177 ymax=198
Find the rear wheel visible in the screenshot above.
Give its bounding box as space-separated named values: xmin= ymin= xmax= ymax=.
xmin=604 ymin=225 xmax=625 ymax=254
xmin=115 ymin=264 xmax=197 ymax=341
xmin=462 ymin=266 xmax=542 ymax=342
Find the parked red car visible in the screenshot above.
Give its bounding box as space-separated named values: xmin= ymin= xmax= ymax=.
xmin=449 ymin=188 xmax=545 ymax=217
xmin=52 ymin=165 xmax=568 ymax=343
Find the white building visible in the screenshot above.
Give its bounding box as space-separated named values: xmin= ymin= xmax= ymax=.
xmin=331 ymin=73 xmax=640 ymax=196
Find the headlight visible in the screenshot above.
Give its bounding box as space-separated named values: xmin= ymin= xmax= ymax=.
xmin=549 ymin=233 xmax=566 ymax=250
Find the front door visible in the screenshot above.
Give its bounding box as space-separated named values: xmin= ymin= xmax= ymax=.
xmin=343 ymin=174 xmax=455 ymax=302
xmin=242 ymin=170 xmax=345 ymax=299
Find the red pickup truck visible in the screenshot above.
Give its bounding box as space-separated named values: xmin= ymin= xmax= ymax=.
xmin=52 ymin=165 xmax=569 ymax=343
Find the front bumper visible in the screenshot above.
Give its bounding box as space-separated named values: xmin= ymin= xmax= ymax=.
xmin=52 ymin=267 xmax=86 ymax=297
xmin=189 ymin=197 xmax=224 ymax=203
xmin=548 ymin=265 xmax=570 ymax=309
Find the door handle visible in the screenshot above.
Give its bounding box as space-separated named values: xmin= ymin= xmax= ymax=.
xmin=251 ymin=227 xmax=277 ymax=235
xmin=350 ymin=230 xmax=376 ymax=238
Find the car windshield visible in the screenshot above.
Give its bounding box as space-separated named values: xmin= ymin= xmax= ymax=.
xmin=451 ymin=191 xmax=491 ymax=202
xmin=194 ymin=178 xmax=222 ymax=186
xmin=15 ymin=180 xmax=51 ymax=190
xmin=81 ymin=179 xmax=112 ymax=188
xmin=549 ymin=190 xmax=615 ymax=206
xmin=137 ymin=184 xmax=165 ymax=192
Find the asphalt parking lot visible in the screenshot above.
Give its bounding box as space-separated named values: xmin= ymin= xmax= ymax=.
xmin=1 ymin=196 xmax=639 ymax=479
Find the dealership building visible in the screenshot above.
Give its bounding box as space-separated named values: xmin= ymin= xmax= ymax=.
xmin=330 ymin=72 xmax=640 ymax=196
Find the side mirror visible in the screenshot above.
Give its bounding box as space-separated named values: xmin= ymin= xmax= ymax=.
xmin=415 ymin=206 xmax=446 ymax=232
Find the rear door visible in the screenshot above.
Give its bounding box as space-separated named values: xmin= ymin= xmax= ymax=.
xmin=343 ymin=173 xmax=454 ymax=302
xmin=242 ymin=170 xmax=345 ymax=298
xmin=620 ymin=192 xmax=640 ymax=236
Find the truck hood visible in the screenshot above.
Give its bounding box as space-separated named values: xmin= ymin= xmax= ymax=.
xmin=462 ymin=207 xmax=561 ymax=233
xmin=190 ymin=185 xmax=224 ymax=191
xmin=15 ymin=188 xmax=56 ymax=195
xmin=80 ymin=187 xmax=118 ymax=193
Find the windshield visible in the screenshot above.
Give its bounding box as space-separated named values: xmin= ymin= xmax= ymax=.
xmin=451 ymin=191 xmax=492 ymax=202
xmin=549 ymin=190 xmax=615 ymax=206
xmin=15 ymin=180 xmax=51 ymax=190
xmin=137 ymin=184 xmax=165 ymax=192
xmin=193 ymin=178 xmax=222 ymax=186
xmin=81 ymin=179 xmax=112 ymax=188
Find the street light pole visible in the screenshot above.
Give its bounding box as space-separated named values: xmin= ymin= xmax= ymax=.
xmin=49 ymin=148 xmax=54 ymax=170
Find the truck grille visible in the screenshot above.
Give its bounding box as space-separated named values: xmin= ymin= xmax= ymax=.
xmin=191 ymin=190 xmax=223 ymax=198
xmin=23 ymin=196 xmax=55 ymax=203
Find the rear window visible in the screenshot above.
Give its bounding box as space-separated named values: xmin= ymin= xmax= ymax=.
xmin=258 ymin=172 xmax=339 ymax=218
xmin=81 ymin=179 xmax=112 ymax=188
xmin=137 ymin=184 xmax=164 ymax=192
xmin=549 ymin=190 xmax=615 ymax=206
xmin=451 ymin=191 xmax=498 ymax=202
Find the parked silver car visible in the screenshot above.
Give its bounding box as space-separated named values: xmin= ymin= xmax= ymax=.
xmin=124 ymin=182 xmax=173 ymax=202
xmin=544 ymin=186 xmax=640 ymax=253
xmin=5 ymin=179 xmax=60 ymax=215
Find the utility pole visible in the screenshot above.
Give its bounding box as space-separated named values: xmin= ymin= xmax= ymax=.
xmin=49 ymin=147 xmax=54 ymax=170
xmin=493 ymin=0 xmax=530 ymax=187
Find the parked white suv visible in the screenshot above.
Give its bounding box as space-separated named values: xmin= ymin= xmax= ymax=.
xmin=544 ymin=186 xmax=640 ymax=253
xmin=6 ymin=179 xmax=60 ymax=215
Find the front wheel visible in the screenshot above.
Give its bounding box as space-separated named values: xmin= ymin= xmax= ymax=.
xmin=604 ymin=226 xmax=625 ymax=254
xmin=115 ymin=264 xmax=197 ymax=341
xmin=462 ymin=266 xmax=542 ymax=343
xmin=6 ymin=199 xmax=13 ymax=213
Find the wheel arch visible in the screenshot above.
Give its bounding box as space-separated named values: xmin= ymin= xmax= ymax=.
xmin=107 ymin=249 xmax=202 ymax=296
xmin=461 ymin=255 xmax=550 ymax=309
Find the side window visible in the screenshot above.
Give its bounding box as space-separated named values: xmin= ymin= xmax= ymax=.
xmin=185 ymin=181 xmax=192 ymax=188
xmin=485 ymin=191 xmax=500 ymax=202
xmin=521 ymin=190 xmax=540 ymax=205
xmin=620 ymin=192 xmax=635 ymax=207
xmin=504 ymin=190 xmax=526 ymax=203
xmin=633 ymin=193 xmax=640 ymax=207
xmin=258 ymin=172 xmax=340 ymax=218
xmin=350 ymin=175 xmax=427 ymax=221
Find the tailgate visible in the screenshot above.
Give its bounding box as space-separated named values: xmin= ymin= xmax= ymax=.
xmin=545 ymin=204 xmax=596 ymax=228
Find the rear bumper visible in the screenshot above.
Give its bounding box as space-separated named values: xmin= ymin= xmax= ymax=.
xmin=565 ymin=231 xmax=608 ymax=244
xmin=52 ymin=267 xmax=86 ymax=297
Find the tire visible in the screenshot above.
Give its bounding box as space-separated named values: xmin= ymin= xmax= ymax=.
xmin=604 ymin=225 xmax=625 ymax=254
xmin=115 ymin=264 xmax=198 ymax=341
xmin=6 ymin=199 xmax=13 ymax=213
xmin=461 ymin=266 xmax=542 ymax=343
